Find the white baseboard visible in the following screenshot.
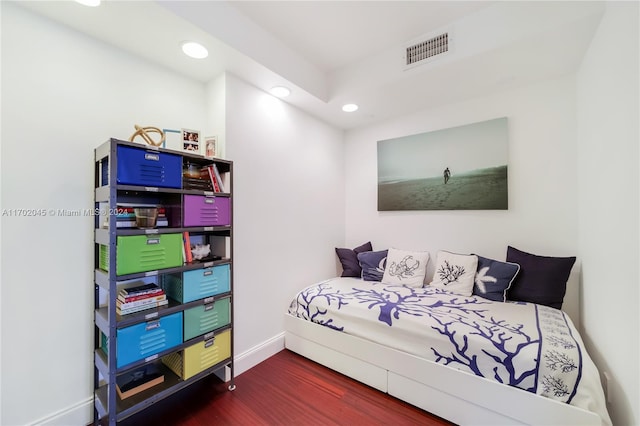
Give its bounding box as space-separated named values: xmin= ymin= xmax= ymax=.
xmin=29 ymin=397 xmax=93 ymax=426
xmin=26 ymin=333 xmax=285 ymax=426
xmin=233 ymin=332 xmax=285 ymax=376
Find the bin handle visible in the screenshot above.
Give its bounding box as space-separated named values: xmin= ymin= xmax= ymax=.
xmin=145 ymin=320 xmax=160 ymax=331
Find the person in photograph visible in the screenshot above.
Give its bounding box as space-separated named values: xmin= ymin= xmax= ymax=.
xmin=443 ymin=167 xmax=451 ymax=184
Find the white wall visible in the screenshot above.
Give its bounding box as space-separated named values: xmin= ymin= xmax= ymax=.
xmin=0 ymin=4 xmax=208 ymax=425
xmin=576 ymin=2 xmax=639 ymax=426
xmin=344 ymin=76 xmax=582 ymax=324
xmin=205 ymin=74 xmax=227 ymax=159
xmin=1 ymin=5 xmax=347 ymax=425
xmin=224 ymin=74 xmax=345 ymax=371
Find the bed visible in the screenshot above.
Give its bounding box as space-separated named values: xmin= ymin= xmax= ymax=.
xmin=284 ymin=254 xmax=611 ymax=426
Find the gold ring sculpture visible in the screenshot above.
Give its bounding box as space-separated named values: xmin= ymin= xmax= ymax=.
xmin=129 ymin=124 xmax=166 ymax=147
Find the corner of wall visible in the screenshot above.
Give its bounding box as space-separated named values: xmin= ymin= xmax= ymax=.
xmin=575 ymin=2 xmax=639 ymax=425
xmin=205 ymin=73 xmax=227 ymax=159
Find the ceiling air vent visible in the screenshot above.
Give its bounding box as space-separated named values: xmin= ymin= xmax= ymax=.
xmin=405 ymin=32 xmax=449 ymax=67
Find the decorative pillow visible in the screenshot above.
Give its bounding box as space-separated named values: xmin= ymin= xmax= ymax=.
xmin=473 ymin=255 xmax=520 ymax=302
xmin=357 ymin=249 xmax=388 ymax=282
xmin=429 ymin=251 xmax=478 ymax=296
xmin=381 ymin=248 xmax=430 ymax=287
xmin=335 ymin=241 xmax=373 ymax=277
xmin=506 ymin=246 xmax=576 ymax=309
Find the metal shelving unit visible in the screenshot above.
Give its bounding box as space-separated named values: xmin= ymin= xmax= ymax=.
xmin=93 ymin=138 xmax=234 ymax=425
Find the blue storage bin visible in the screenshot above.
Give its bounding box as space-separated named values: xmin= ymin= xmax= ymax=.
xmin=116 ymin=145 xmax=182 ymax=188
xmin=116 ymin=312 xmax=183 ymax=368
xmin=163 ymin=264 xmax=230 ymax=304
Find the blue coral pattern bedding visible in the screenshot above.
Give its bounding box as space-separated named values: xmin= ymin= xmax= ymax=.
xmin=288 ymin=277 xmax=610 ymax=424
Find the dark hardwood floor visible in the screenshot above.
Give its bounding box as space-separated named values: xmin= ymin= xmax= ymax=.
xmin=117 ymin=349 xmax=454 ymax=426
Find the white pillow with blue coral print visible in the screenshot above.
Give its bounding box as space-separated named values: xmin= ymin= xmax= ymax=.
xmin=382 ymin=248 xmax=430 ymax=287
xmin=429 ymin=250 xmax=478 ymax=296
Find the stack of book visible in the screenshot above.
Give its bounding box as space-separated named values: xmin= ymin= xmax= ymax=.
xmin=183 ymin=162 xmax=214 ymax=191
xmin=183 ymin=176 xmax=213 ymax=191
xmin=115 ymin=205 xmax=168 ymax=228
xmin=117 ymin=283 xmax=168 ymax=316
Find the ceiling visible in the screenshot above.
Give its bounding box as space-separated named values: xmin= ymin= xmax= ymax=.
xmin=15 ymin=1 xmax=605 ymax=130
xmin=230 ymin=1 xmax=495 ymax=73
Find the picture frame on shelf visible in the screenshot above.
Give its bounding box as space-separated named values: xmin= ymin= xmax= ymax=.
xmin=181 ymin=128 xmax=200 ymax=153
xmin=163 ymin=128 xmax=181 ymax=150
xmin=205 ymin=136 xmax=217 ymax=158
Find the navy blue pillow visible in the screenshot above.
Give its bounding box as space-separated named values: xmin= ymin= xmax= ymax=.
xmin=473 ymin=255 xmax=520 ymax=302
xmin=335 ymin=241 xmax=373 ymax=277
xmin=506 ymin=246 xmax=576 ymax=309
xmin=357 ymin=249 xmax=388 ymax=281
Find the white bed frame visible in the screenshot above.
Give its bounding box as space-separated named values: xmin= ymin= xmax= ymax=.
xmin=284 ymin=312 xmax=601 ymax=426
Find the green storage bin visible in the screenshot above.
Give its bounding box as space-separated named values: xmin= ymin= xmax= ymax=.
xmin=114 ymin=233 xmax=183 ymax=275
xmin=183 ymin=298 xmax=231 ymax=341
xmin=99 ymin=245 xmax=109 ymax=271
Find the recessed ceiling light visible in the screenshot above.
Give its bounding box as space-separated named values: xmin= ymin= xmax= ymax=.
xmin=75 ymin=0 xmax=101 ymax=6
xmin=270 ymin=86 xmax=291 ymax=98
xmin=181 ymin=42 xmax=209 ymax=59
xmin=342 ymin=103 xmax=359 ymax=112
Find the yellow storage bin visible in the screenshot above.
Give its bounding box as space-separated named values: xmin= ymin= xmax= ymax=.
xmin=162 ymin=329 xmax=231 ymax=380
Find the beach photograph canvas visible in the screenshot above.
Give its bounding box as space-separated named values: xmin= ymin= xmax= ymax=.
xmin=378 ymin=117 xmax=509 ymax=211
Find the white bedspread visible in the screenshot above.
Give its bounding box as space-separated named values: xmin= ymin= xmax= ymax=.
xmin=288 ymin=277 xmax=611 ymax=425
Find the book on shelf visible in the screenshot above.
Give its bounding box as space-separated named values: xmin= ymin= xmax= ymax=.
xmin=117 ymin=289 xmax=165 ymax=303
xmin=183 ymin=232 xmax=193 ymax=263
xmin=120 ymin=283 xmax=161 ymax=294
xmin=120 ymin=283 xmax=162 ymax=297
xmin=116 ymin=218 xmax=169 ymax=228
xmin=212 ymin=163 xmax=226 ymax=193
xmin=116 ymin=293 xmax=166 ymax=309
xmin=202 ymin=166 xmax=221 ymax=192
xmin=117 ymin=299 xmax=168 ymax=316
xmin=116 ymin=206 xmax=166 ymax=214
xmin=183 ymin=176 xmax=213 ymax=191
xmin=115 ymin=206 xmax=166 ymax=218
xmin=116 ymin=364 xmax=165 ymax=400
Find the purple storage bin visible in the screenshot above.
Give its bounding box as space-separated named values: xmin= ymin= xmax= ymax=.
xmin=183 ymin=195 xmax=230 ymax=227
